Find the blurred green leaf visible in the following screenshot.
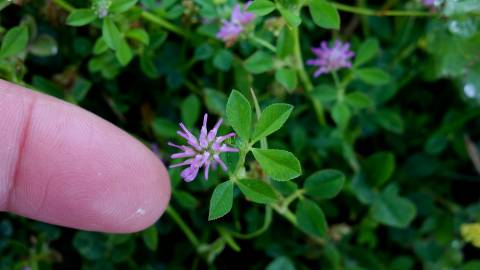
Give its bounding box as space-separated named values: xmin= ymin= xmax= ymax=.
xmin=102 ymin=18 xmax=122 ymax=50
xmin=275 ymin=68 xmax=298 ymax=91
xmin=345 ymin=92 xmax=373 ymax=109
xmin=278 ymin=6 xmax=301 ymax=28
xmin=356 ymin=68 xmax=391 ymax=86
xmin=332 ymin=102 xmax=350 ymax=128
xmin=125 ymin=28 xmax=149 ymax=45
xmin=248 ymin=0 xmax=276 ymax=16
xmin=109 ymin=0 xmax=138 ymax=13
xmin=181 ymin=94 xmax=201 ymax=128
xmin=308 ymin=0 xmax=340 ymax=30
xmin=304 ymin=169 xmax=345 ymax=199
xmin=0 ymin=25 xmax=28 ymax=58
xmin=371 ymin=186 xmax=416 ymax=228
xmin=266 ymin=256 xmax=296 ymax=270
xmin=66 ymin=9 xmax=96 ymax=26
xmin=142 ymin=225 xmax=158 ymax=251
xmin=227 ymin=90 xmax=252 ymax=139
xmin=296 ymin=199 xmax=328 ymax=237
xmin=354 ymin=38 xmax=379 ymax=67
xmin=363 ymin=152 xmax=395 ymax=187
xmin=244 ymin=51 xmax=274 ymax=74
xmin=214 ymin=49 xmax=233 ymax=71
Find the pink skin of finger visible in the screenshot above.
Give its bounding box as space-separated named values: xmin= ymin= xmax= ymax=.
xmin=0 ymin=79 xmax=171 ymax=233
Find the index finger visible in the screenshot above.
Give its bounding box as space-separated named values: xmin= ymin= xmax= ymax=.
xmin=0 ymin=79 xmax=171 ymax=233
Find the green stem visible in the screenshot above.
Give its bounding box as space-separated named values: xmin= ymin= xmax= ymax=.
xmin=332 ymin=2 xmax=434 ymax=17
xmin=141 ymin=11 xmax=188 ymax=37
xmin=271 ymin=204 xmax=297 ymax=226
xmin=292 ymin=27 xmax=326 ymax=126
xmin=250 ymin=88 xmax=268 ymax=149
xmin=283 ymin=189 xmax=305 ymax=208
xmin=52 ymin=0 xmax=74 ymax=11
xmin=331 ymin=71 xmax=344 ymax=101
xmin=250 ymin=35 xmax=277 ymax=53
xmin=228 ymin=206 xmax=273 ymax=239
xmin=166 ymin=206 xmax=201 ymax=248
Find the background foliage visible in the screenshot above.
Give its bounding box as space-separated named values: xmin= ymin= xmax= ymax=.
xmin=1 ymin=0 xmax=480 ymax=269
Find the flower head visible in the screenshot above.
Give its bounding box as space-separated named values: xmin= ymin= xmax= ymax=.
xmin=307 ymin=40 xmax=355 ymax=77
xmin=216 ymin=2 xmax=255 ymax=46
xmin=169 ymin=114 xmax=238 ymax=182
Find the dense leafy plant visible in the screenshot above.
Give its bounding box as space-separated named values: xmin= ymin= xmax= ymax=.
xmin=1 ymin=0 xmax=480 ymax=269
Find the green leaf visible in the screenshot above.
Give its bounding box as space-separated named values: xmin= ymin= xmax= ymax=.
xmin=141 ymin=225 xmax=158 ymax=251
xmin=125 ymin=28 xmax=149 ymax=45
xmin=208 ymin=181 xmax=234 ymax=220
xmin=252 ymin=148 xmax=301 ymax=181
xmin=237 ymin=179 xmax=278 ymax=204
xmin=371 ymin=186 xmax=416 ymax=228
xmin=275 ymin=68 xmax=298 ymax=91
xmin=115 ymin=38 xmax=133 ymax=66
xmin=308 ymin=0 xmax=340 ymax=30
xmin=29 ymin=35 xmax=58 ymax=57
xmin=266 ymin=256 xmax=296 ymax=270
xmin=180 ymin=94 xmax=201 ymax=128
xmin=354 ymin=38 xmax=379 ymax=67
xmin=313 ymin=84 xmax=337 ymax=103
xmin=194 ymin=43 xmax=213 ymax=60
xmin=363 ymin=152 xmax=395 ymax=187
xmin=277 ymin=27 xmax=294 ymax=59
xmin=345 ymin=92 xmax=373 ymax=109
xmin=109 ymin=0 xmax=138 ymax=13
xmin=102 ymin=18 xmax=122 ymax=50
xmin=304 ymin=169 xmax=345 ymax=199
xmin=244 ymin=51 xmax=274 ymax=74
xmin=247 ymin=0 xmax=276 ymax=16
xmin=331 ymin=102 xmax=350 ymax=128
xmin=296 ymin=199 xmax=328 ymax=237
xmin=356 ymin=68 xmax=391 ymax=86
xmin=374 ymin=109 xmax=404 ymax=134
xmin=205 ymin=88 xmax=228 ymax=115
xmin=173 ymin=190 xmax=199 ymax=209
xmin=213 ymin=49 xmax=233 ymax=71
xmin=226 ymin=90 xmax=252 ymax=139
xmin=252 ymin=103 xmax=293 ymax=142
xmin=66 ymin=9 xmax=96 ymax=26
xmin=93 ymin=38 xmax=108 ymax=55
xmin=0 ymin=25 xmax=29 ymax=58
xmin=278 ymin=6 xmax=301 ymax=28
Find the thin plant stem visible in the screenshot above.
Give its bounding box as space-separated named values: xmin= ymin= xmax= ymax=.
xmin=166 ymin=206 xmax=201 ymax=248
xmin=228 ymin=206 xmax=273 ymax=239
xmin=52 ymin=0 xmax=74 ymax=11
xmin=141 ymin=11 xmax=188 ymax=37
xmin=250 ymin=35 xmax=277 ymax=53
xmin=292 ymin=27 xmax=326 ymax=126
xmin=332 ymin=2 xmax=434 ymax=17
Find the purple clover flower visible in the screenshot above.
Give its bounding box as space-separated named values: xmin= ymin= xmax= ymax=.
xmin=216 ymin=2 xmax=255 ymax=46
xmin=169 ymin=114 xmax=238 ymax=182
xmin=307 ymin=40 xmax=355 ymax=77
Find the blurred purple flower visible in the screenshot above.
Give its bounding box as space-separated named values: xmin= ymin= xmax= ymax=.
xmin=216 ymin=2 xmax=255 ymax=46
xmin=307 ymin=40 xmax=355 ymax=77
xmin=169 ymin=114 xmax=238 ymax=182
xmin=422 ymin=0 xmax=435 ymax=7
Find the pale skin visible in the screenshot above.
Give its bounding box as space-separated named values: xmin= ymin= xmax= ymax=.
xmin=0 ymin=79 xmax=171 ymax=233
